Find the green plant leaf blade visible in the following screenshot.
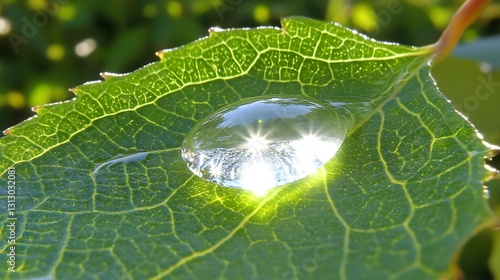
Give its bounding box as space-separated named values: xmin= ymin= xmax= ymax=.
xmin=0 ymin=17 xmax=492 ymax=279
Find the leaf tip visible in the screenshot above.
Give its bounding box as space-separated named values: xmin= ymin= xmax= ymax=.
xmin=69 ymin=87 xmax=78 ymax=95
xmin=31 ymin=104 xmax=49 ymax=117
xmin=155 ymin=50 xmax=164 ymax=59
xmin=2 ymin=115 xmax=38 ymax=136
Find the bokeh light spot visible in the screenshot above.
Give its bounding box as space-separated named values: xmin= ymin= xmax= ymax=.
xmin=7 ymin=91 xmax=26 ymax=109
xmin=352 ymin=3 xmax=378 ymax=32
xmin=57 ymin=5 xmax=76 ymax=21
xmin=27 ymin=0 xmax=45 ymax=10
xmin=46 ymin=44 xmax=65 ymax=61
xmin=167 ymin=1 xmax=183 ymax=19
xmin=429 ymin=6 xmax=452 ymax=29
xmin=75 ymin=38 xmax=97 ymax=57
xmin=253 ymin=4 xmax=270 ymax=23
xmin=0 ymin=16 xmax=12 ymax=35
xmin=143 ymin=4 xmax=157 ymax=18
xmin=29 ymin=83 xmax=66 ymax=107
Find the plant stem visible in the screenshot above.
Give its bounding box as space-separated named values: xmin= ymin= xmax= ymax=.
xmin=433 ymin=0 xmax=490 ymax=62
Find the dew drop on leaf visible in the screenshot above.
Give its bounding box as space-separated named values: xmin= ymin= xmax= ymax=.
xmin=181 ymin=95 xmax=354 ymax=195
xmin=92 ymin=152 xmax=149 ymax=177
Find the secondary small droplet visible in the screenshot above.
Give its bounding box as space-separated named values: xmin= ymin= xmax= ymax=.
xmin=181 ymin=95 xmax=354 ymax=195
xmin=93 ymin=152 xmax=149 ymax=177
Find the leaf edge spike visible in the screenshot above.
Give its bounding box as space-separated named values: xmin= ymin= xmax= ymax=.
xmin=486 ymin=144 xmax=500 ymax=158
xmin=69 ymin=87 xmax=78 ymax=96
xmin=208 ymin=27 xmax=224 ymax=34
xmin=484 ymin=143 xmax=500 ymax=177
xmin=155 ymin=47 xmax=178 ymax=59
xmin=484 ymin=165 xmax=499 ymax=181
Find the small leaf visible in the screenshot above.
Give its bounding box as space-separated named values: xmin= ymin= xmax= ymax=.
xmin=0 ymin=17 xmax=493 ymax=279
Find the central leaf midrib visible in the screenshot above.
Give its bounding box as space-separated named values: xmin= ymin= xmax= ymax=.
xmin=152 ymin=186 xmax=284 ymax=279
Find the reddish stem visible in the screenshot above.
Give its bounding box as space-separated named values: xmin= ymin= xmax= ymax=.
xmin=434 ymin=0 xmax=490 ymax=62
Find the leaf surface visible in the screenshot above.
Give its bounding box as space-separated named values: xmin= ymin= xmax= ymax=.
xmin=0 ymin=17 xmax=492 ymax=279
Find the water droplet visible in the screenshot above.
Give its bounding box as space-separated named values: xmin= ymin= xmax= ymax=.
xmin=181 ymin=96 xmax=354 ymax=195
xmin=93 ymin=152 xmax=149 ymax=177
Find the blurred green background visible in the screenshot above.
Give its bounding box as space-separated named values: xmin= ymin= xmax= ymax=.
xmin=0 ymin=0 xmax=499 ymax=278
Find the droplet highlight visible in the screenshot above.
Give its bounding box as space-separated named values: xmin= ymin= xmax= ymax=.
xmin=181 ymin=96 xmax=354 ymax=195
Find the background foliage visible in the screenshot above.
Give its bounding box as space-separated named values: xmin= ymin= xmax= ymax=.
xmin=1 ymin=0 xmax=499 ymax=278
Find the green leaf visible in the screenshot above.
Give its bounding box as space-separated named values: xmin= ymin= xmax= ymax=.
xmin=0 ymin=17 xmax=493 ymax=279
